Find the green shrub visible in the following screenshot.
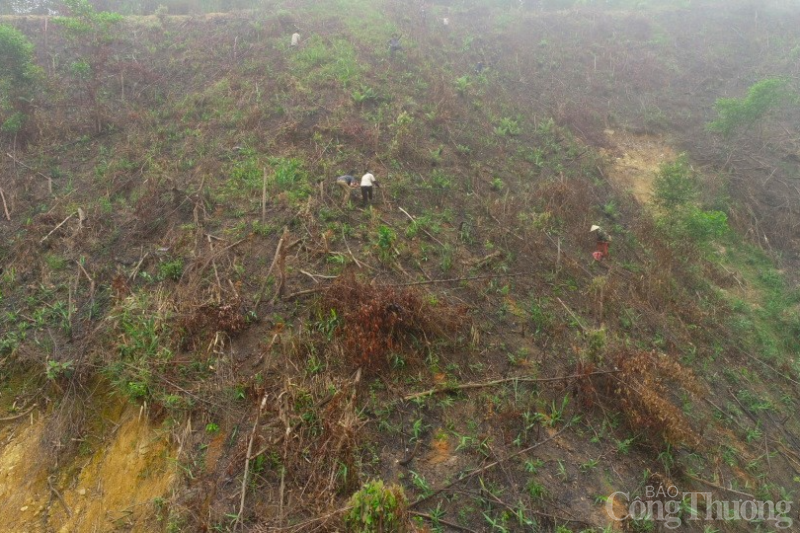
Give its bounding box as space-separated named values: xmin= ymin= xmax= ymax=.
xmin=1 ymin=111 xmax=26 ymax=134
xmin=352 ymin=85 xmax=378 ymax=104
xmin=0 ymin=25 xmax=34 ymax=86
xmin=652 ymin=155 xmax=697 ymax=209
xmin=158 ymin=258 xmax=184 ymax=281
xmin=682 ymin=207 xmax=728 ymax=242
xmin=375 ymin=225 xmax=397 ymax=263
xmin=455 ymin=75 xmax=471 ymax=95
xmin=344 ymin=480 xmax=408 ymax=533
xmin=46 ymin=360 xmax=74 ymax=381
xmin=494 ymin=117 xmax=521 ymax=136
xmin=271 ymin=157 xmax=310 ymax=201
xmin=293 ymin=37 xmax=362 ymax=87
xmin=653 ymin=156 xmax=728 ymax=247
xmin=229 ymin=149 xmax=262 ymax=190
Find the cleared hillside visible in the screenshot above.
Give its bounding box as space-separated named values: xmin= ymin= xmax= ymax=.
xmin=1 ymin=1 xmax=800 ymax=531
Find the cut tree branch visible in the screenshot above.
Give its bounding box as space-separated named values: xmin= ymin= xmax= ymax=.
xmin=403 ymin=370 xmax=619 ymax=401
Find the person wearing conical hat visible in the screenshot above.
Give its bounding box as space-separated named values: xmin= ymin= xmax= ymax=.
xmin=590 ymin=225 xmax=611 ymax=260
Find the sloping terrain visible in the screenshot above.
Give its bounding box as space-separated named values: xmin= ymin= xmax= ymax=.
xmin=1 ymin=1 xmax=800 ymax=532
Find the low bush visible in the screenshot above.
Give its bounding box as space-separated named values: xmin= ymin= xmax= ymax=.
xmin=344 ymin=480 xmax=408 ymax=533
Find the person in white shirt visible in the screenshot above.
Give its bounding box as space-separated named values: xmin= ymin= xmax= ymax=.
xmin=360 ymin=171 xmax=378 ymax=206
xmin=291 ymin=33 xmax=300 ymax=46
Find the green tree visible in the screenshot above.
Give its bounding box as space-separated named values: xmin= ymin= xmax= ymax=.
xmin=708 ymin=78 xmax=789 ymax=137
xmin=53 ymin=0 xmax=123 ymax=132
xmin=0 ymin=24 xmax=38 ymax=136
xmin=55 ymin=0 xmax=124 ymax=37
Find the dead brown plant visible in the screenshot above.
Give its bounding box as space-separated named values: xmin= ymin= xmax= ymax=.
xmin=321 ymin=274 xmax=465 ymax=375
xmin=604 ymin=349 xmax=702 ymax=447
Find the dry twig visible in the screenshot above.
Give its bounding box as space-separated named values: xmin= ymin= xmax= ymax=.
xmin=48 ymin=475 xmax=72 ymax=518
xmin=0 ymin=187 xmax=10 ymax=221
xmin=40 ymin=213 xmax=75 ymax=243
xmin=684 ymin=474 xmax=754 ymax=499
xmin=236 ymin=393 xmax=268 ymax=531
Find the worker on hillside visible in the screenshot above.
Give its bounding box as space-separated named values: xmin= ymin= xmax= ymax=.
xmin=360 ymin=171 xmax=378 ymax=207
xmin=389 ymin=34 xmax=402 ymax=58
xmin=336 ymin=173 xmax=358 ymax=207
xmin=291 ymin=32 xmax=300 ymax=47
xmin=590 ymin=225 xmax=611 ymax=260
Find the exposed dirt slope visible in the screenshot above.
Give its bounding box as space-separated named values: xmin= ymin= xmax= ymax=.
xmin=602 ymin=131 xmax=676 ymax=205
xmin=0 ymin=404 xmax=174 ymax=532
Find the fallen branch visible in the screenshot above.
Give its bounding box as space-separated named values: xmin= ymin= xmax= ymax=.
xmin=399 ymin=206 xmax=445 ymax=246
xmin=48 ymin=475 xmax=72 ymax=518
xmin=253 ymin=506 xmax=350 ymax=532
xmin=475 ymin=489 xmax=596 ymax=528
xmin=76 ymin=260 xmax=95 ymax=297
xmin=385 ymin=272 xmax=526 ymax=287
xmin=728 ymin=388 xmax=760 ymax=426
xmin=299 ymin=270 xmax=338 ymax=283
xmin=5 ymin=152 xmax=53 ymax=192
xmin=300 ymin=270 xmax=319 ymax=284
xmin=237 ymin=394 xmax=268 ymax=531
xmin=255 ymin=229 xmax=287 ymax=309
xmin=739 ymin=350 xmax=800 ymax=387
xmin=0 ymin=187 xmax=10 ymax=221
xmin=179 ymin=235 xmax=250 ymax=285
xmin=283 ymin=287 xmax=327 ymax=300
xmin=684 ymin=474 xmax=754 ymax=499
xmin=262 ymin=167 xmax=268 ymax=222
xmin=403 ymin=370 xmax=619 ymax=401
xmin=128 ymin=252 xmax=149 ymax=283
xmin=411 ymin=424 xmax=571 ymax=508
xmin=0 ymin=403 xmax=36 ymax=422
xmin=466 ymin=250 xmax=502 ymax=269
xmin=342 ymin=229 xmax=373 ymax=270
xmin=255 ymin=333 xmax=281 ymax=367
xmin=556 ymin=297 xmax=588 ymax=332
xmin=40 ymin=213 xmax=75 ymax=243
xmin=282 ymin=272 xmax=527 ymax=299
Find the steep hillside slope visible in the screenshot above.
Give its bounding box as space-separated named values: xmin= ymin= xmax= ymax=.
xmin=1 ymin=1 xmax=800 ymax=531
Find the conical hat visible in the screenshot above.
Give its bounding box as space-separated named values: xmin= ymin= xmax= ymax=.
xmin=590 ymin=225 xmax=600 ymax=232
